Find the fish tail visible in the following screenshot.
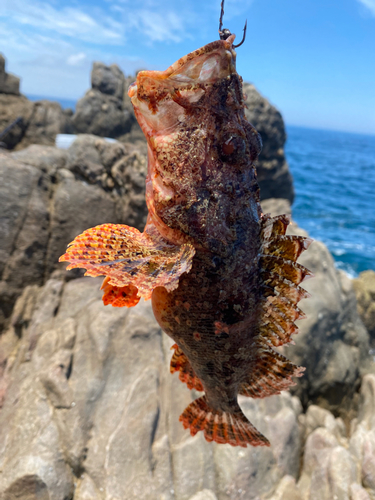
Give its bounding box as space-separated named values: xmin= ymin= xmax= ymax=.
xmin=179 ymin=395 xmax=270 ymax=448
xmin=170 ymin=344 xmax=204 ymax=392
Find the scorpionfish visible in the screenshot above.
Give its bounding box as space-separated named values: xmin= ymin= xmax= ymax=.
xmin=59 ymin=33 xmax=312 ymax=447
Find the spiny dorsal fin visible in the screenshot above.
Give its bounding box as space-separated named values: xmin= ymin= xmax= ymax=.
xmin=261 ymin=272 xmax=311 ymax=304
xmin=262 ymin=234 xmax=313 ymax=261
xmin=260 ymin=255 xmax=313 ymax=286
xmin=261 ymin=214 xmax=290 ymax=240
xmin=258 ymin=319 xmax=297 ymax=347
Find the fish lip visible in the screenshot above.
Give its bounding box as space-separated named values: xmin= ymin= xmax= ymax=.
xmin=128 ymin=35 xmax=237 ymax=101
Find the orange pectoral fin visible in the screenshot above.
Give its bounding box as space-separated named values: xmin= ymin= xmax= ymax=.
xmin=101 ymin=277 xmax=140 ymax=307
xmin=59 ymin=222 xmax=195 ymax=303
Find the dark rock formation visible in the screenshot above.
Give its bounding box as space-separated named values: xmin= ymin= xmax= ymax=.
xmin=0 ymin=54 xmax=73 ymax=150
xmin=243 ymin=83 xmax=294 ymax=203
xmin=0 ymin=136 xmax=147 ymax=332
xmin=0 ymin=53 xmax=20 ymax=95
xmin=353 ymin=270 xmax=375 ymax=345
xmin=72 ymin=63 xmax=136 ymax=138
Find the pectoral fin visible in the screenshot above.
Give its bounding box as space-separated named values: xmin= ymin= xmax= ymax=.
xmin=59 ymin=222 xmax=195 ymax=302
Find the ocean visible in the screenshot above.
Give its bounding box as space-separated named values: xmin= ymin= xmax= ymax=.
xmin=26 ymin=95 xmax=374 ymax=277
xmin=286 ymin=125 xmax=375 ymax=277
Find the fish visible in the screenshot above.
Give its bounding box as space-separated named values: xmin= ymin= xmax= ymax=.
xmin=59 ymin=9 xmax=312 ymax=447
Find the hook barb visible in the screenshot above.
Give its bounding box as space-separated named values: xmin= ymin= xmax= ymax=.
xmin=233 ymin=19 xmax=247 ymax=49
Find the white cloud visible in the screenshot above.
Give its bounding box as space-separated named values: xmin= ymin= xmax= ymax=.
xmin=1 ymin=0 xmax=125 ymax=45
xmin=67 ymin=53 xmax=87 ymax=66
xmin=357 ymin=0 xmax=375 ymax=15
xmin=127 ymin=9 xmax=186 ymax=43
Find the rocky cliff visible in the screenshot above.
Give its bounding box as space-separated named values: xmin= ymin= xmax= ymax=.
xmin=1 ymin=54 xmax=375 ymax=500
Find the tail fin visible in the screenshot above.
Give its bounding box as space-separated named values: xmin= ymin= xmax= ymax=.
xmin=179 ymin=396 xmax=270 ymax=447
xmin=170 ymin=344 xmax=204 ymax=392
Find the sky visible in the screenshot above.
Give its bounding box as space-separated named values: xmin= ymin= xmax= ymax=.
xmin=1 ymin=0 xmax=374 ymax=135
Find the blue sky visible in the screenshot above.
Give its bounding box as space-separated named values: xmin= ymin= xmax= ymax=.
xmin=1 ymin=0 xmax=374 ymax=134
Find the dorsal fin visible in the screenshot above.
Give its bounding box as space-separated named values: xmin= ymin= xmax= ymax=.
xmin=239 ymin=345 xmax=305 ymax=399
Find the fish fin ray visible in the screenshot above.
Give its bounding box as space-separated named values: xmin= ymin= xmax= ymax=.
xmin=59 ymin=222 xmax=195 ymax=300
xmin=239 ymin=345 xmax=305 ymax=398
xmin=100 ymin=276 xmax=140 ymax=308
xmin=170 ymin=344 xmax=204 ymax=391
xmin=179 ymin=395 xmax=270 ymax=447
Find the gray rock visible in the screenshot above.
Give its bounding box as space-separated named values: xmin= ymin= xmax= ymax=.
xmin=243 ymin=83 xmax=294 ymax=203
xmin=297 ymin=375 xmax=375 ymax=500
xmin=189 ymin=490 xmax=218 ymax=500
xmin=72 ymin=63 xmax=136 ymax=138
xmin=0 ymin=93 xmax=73 ymax=150
xmin=0 ymin=53 xmax=20 ymax=95
xmin=284 ymin=228 xmax=373 ymax=419
xmin=0 ymin=136 xmax=147 ymax=332
xmin=0 ymin=277 xmax=305 ymax=500
xmin=353 ymin=270 xmax=375 ymax=344
xmin=91 ymin=62 xmax=125 ymax=99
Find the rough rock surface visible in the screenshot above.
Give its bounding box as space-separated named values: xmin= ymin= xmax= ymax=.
xmin=261 ymin=198 xmax=373 ymax=421
xmin=1 ymin=277 xmax=374 ymax=500
xmin=72 ymin=63 xmax=135 ymax=138
xmin=297 ymin=374 xmax=375 ymax=500
xmin=0 ymin=136 xmax=147 ymax=332
xmin=0 ymin=53 xmax=20 ymax=95
xmin=243 ymin=83 xmax=294 ymax=203
xmin=0 ymin=93 xmax=73 ymax=151
xmin=0 ymin=277 xmax=304 ymax=500
xmin=353 ymin=270 xmax=375 ymax=345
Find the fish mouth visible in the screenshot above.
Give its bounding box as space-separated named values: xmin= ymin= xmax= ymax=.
xmin=128 ymin=35 xmax=237 ymax=126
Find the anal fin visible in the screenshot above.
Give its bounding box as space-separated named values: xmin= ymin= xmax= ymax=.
xmin=179 ymin=395 xmax=270 ymax=447
xmin=170 ymin=344 xmax=204 ymax=392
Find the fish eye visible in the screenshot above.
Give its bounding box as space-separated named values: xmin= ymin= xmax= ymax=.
xmin=220 ymin=135 xmax=246 ymax=163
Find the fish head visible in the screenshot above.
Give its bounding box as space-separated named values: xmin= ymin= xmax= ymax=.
xmin=129 ymin=35 xmax=262 ymax=249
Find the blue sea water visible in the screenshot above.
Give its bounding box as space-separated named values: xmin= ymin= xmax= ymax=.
xmin=286 ymin=125 xmax=375 ymax=277
xmin=26 ymin=94 xmax=76 ymax=111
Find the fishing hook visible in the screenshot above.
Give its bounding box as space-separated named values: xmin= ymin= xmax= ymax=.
xmin=218 ymin=0 xmax=247 ymax=48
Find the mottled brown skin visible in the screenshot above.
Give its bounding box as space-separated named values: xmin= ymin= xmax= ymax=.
xmin=142 ymin=46 xmax=264 ymax=414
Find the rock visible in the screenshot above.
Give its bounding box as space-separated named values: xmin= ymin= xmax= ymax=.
xmin=0 ymin=53 xmax=20 ymax=95
xmin=91 ymin=62 xmax=125 ymax=100
xmin=0 ymin=136 xmax=147 ymax=332
xmin=18 ymin=100 xmax=74 ymax=150
xmin=72 ymin=63 xmax=135 ymax=138
xmin=353 ymin=270 xmax=375 ymax=344
xmin=259 ymin=199 xmax=374 ymax=420
xmin=0 ymin=93 xmax=34 ymax=149
xmin=297 ymin=375 xmax=375 ymax=500
xmin=284 ymin=226 xmax=373 ymax=420
xmin=0 ymin=278 xmax=305 ymax=500
xmin=0 ymin=92 xmax=73 ymax=151
xmin=188 ymin=490 xmax=218 ymax=500
xmin=261 ymin=198 xmax=291 ymax=217
xmin=268 ymin=475 xmax=302 ymax=500
xmin=243 ymin=83 xmax=294 ymax=203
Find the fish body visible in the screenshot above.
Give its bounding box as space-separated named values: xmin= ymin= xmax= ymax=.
xmin=60 ymin=35 xmax=312 ymax=447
